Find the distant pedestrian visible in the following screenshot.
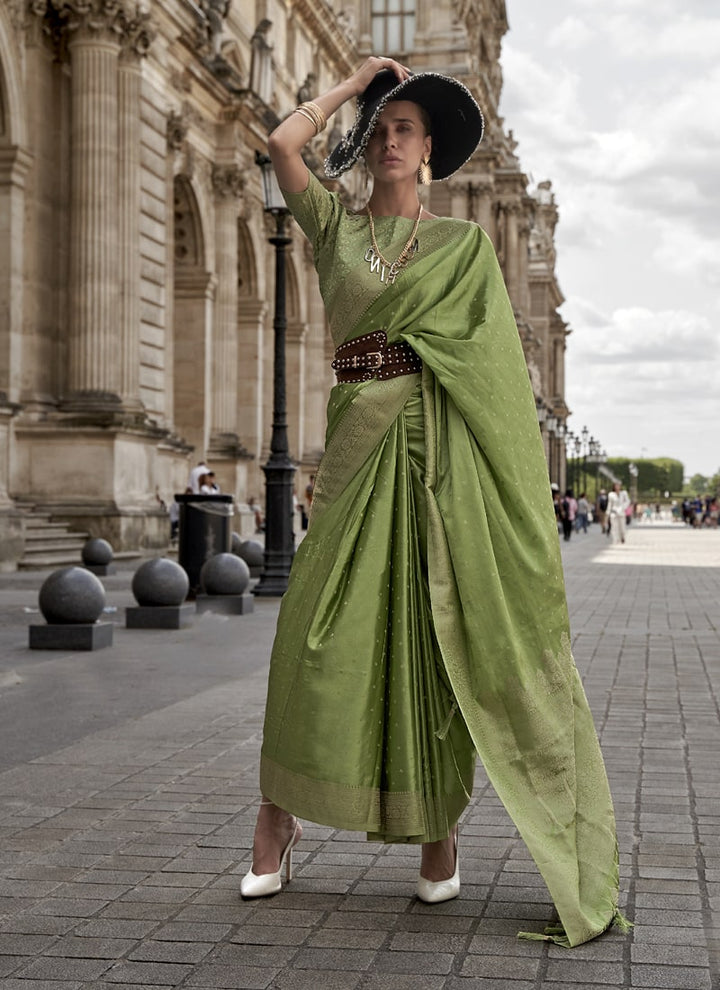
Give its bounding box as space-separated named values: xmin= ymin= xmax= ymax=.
xmin=187 ymin=460 xmax=209 ymax=494
xmin=681 ymin=498 xmax=692 ymax=525
xmin=575 ymin=492 xmax=590 ymax=534
xmin=248 ymin=496 xmax=264 ymax=533
xmin=561 ymin=489 xmax=577 ymax=542
xmin=199 ymin=471 xmax=220 ymax=494
xmin=169 ymin=498 xmax=179 ymax=541
xmin=607 ymin=482 xmax=630 ymax=544
xmin=551 ymin=483 xmax=562 ymax=533
xmin=596 ymin=489 xmax=609 ymax=534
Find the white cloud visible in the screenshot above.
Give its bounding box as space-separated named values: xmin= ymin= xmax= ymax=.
xmin=499 ymin=47 xmax=587 ymax=144
xmin=565 ymin=130 xmax=657 ymax=182
xmin=607 ymin=14 xmax=720 ymax=60
xmin=568 ymin=305 xmax=716 ymax=364
xmin=652 ymin=221 xmax=720 ymax=288
xmin=547 ymin=16 xmax=594 ymax=50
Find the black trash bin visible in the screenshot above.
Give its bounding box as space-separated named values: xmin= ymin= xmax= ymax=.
xmin=176 ymin=494 xmax=234 ymax=596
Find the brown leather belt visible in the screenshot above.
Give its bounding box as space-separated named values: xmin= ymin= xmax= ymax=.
xmin=332 ymin=330 xmax=422 ymax=383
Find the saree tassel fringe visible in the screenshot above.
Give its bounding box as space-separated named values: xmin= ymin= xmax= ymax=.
xmin=611 ymin=910 xmax=634 ymax=934
xmin=518 ymin=911 xmax=633 ymax=948
xmin=434 ymin=702 xmax=458 ymax=741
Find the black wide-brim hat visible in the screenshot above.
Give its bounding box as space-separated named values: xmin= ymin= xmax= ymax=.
xmin=325 ymin=69 xmax=484 ymax=181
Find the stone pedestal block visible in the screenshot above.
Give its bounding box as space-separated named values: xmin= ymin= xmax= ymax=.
xmin=195 ymin=593 xmax=254 ymax=615
xmin=126 ymin=604 xmax=194 ymax=629
xmin=29 ymin=622 xmax=114 ymax=651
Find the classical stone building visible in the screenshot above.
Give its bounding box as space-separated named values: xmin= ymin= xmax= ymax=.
xmin=0 ymin=0 xmax=568 ymax=569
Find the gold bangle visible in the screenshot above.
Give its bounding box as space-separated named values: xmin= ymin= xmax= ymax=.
xmin=303 ymin=101 xmax=327 ymax=131
xmin=294 ymin=106 xmax=320 ymax=133
xmin=296 ymin=100 xmax=327 ymax=134
xmin=298 ymin=105 xmax=321 ymax=132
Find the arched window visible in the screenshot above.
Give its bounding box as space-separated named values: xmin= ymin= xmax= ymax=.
xmin=371 ymin=0 xmax=415 ymax=54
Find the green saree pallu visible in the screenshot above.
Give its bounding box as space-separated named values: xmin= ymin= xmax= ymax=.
xmin=259 ymin=170 xmax=623 ymax=947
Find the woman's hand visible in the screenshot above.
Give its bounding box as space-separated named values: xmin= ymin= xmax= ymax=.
xmin=267 ymin=55 xmax=411 ymax=193
xmin=347 ymin=56 xmax=411 ymax=96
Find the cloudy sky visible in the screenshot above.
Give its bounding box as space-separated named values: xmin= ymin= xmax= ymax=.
xmin=499 ymin=0 xmax=720 ymax=478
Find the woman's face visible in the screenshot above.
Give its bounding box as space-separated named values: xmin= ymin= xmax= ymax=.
xmin=364 ymin=100 xmax=431 ymax=184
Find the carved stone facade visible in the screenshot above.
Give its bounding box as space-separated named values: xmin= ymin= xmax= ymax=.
xmin=0 ymin=0 xmax=567 ymax=568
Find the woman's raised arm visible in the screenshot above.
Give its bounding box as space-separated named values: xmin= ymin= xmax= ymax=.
xmin=267 ymin=57 xmax=410 ymax=193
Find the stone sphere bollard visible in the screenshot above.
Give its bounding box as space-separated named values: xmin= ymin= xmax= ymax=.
xmin=39 ymin=566 xmax=106 ymax=624
xmin=200 ymin=552 xmax=250 ymax=596
xmin=132 ymin=557 xmax=189 ymax=607
xmin=81 ymin=537 xmax=114 ymax=566
xmin=230 ymin=531 xmax=243 ymax=555
xmin=237 ymin=539 xmax=264 ymax=572
xmin=30 ymin=565 xmax=113 ymax=650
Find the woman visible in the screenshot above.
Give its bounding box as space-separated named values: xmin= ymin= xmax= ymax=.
xmin=607 ymin=481 xmax=630 ymax=544
xmin=242 ymin=57 xmax=627 ymax=947
xmin=575 ymin=491 xmax=590 ymax=534
xmin=561 ymin=488 xmax=577 ymax=542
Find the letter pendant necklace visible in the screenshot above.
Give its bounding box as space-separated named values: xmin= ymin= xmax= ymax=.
xmin=365 ymin=203 xmax=422 ymax=285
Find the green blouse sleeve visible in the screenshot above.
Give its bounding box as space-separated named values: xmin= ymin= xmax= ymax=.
xmin=281 ymin=168 xmax=343 ymax=256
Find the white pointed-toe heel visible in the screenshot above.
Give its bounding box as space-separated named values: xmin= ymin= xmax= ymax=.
xmin=240 ymin=816 xmax=301 ymax=899
xmin=416 ymin=830 xmax=459 ymax=904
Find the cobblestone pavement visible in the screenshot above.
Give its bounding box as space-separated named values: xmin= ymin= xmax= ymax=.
xmin=0 ymin=523 xmax=718 ymax=989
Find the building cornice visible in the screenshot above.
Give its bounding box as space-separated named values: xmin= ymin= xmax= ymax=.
xmin=290 ymin=0 xmax=356 ymax=73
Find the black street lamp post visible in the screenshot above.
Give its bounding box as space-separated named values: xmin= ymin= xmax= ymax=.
xmin=572 ymin=434 xmax=581 ymax=492
xmin=581 ymin=425 xmax=589 ymax=495
xmin=254 ymin=152 xmax=296 ymax=597
xmin=565 ymin=431 xmax=573 ymax=491
xmin=546 ymin=414 xmax=557 ymax=486
xmin=556 ymin=420 xmax=566 ymax=490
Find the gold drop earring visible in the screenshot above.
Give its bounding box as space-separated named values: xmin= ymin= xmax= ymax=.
xmin=418 ymin=157 xmax=432 ymax=185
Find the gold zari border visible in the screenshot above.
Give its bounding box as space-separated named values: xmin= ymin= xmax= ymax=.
xmin=260 ymin=754 xmax=470 ymax=844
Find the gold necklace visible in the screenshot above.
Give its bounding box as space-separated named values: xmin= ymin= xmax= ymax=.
xmin=365 ymin=202 xmax=422 ymax=284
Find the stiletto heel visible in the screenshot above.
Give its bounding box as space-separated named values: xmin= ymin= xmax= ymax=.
xmin=240 ymin=815 xmax=300 ymax=900
xmin=416 ymin=830 xmax=460 ymax=904
xmin=285 ymin=846 xmax=293 ymax=883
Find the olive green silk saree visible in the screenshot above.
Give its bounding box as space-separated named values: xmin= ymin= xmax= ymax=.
xmin=259 ymin=170 xmax=624 ymax=946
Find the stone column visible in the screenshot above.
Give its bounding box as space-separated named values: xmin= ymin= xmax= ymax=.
xmin=117 ymin=11 xmax=152 ymax=411
xmin=447 ymin=179 xmax=468 ymax=221
xmin=474 ymin=181 xmax=494 ymax=239
xmin=64 ymin=6 xmax=123 ymax=407
xmin=554 ymin=337 xmax=565 ymax=399
xmin=286 ymin=320 xmax=307 ymax=462
xmin=0 ymin=146 xmax=33 ymax=406
xmin=174 ymin=271 xmax=217 ymax=458
xmin=210 ymin=164 xmax=243 ymax=445
xmin=502 ymin=201 xmax=521 ymax=306
xmin=0 ymin=144 xmax=31 ymax=526
xmin=237 ymin=298 xmax=267 ymax=471
xmin=517 ymin=214 xmax=532 ymax=316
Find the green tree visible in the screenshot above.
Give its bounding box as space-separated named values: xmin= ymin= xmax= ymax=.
xmin=688 ymin=473 xmax=709 ymax=495
xmin=605 ymin=457 xmax=684 ymax=497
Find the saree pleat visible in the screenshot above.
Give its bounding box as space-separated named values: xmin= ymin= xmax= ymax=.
xmin=259 ymin=169 xmax=623 ymax=947
xmin=261 ymin=383 xmax=475 ymax=842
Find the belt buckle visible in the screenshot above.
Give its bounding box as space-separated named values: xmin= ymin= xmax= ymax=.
xmin=364 ymin=351 xmax=383 ymax=369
